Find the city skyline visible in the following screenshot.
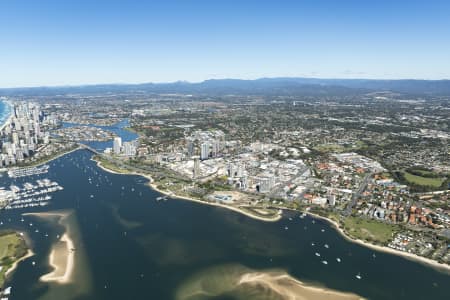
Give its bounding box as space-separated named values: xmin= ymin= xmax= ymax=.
xmin=1 ymin=0 xmax=450 ymax=88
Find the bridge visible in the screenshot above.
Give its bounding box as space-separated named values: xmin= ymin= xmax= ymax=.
xmin=78 ymin=143 xmax=102 ymax=155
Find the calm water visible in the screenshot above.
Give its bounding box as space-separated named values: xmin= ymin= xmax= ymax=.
xmin=0 ymin=150 xmax=449 ymax=299
xmin=2 ymin=112 xmax=450 ymax=300
xmin=62 ymin=119 xmax=138 ymax=151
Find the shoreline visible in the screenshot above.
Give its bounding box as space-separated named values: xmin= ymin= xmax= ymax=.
xmin=4 ymin=249 xmax=34 ymax=279
xmin=29 ymin=150 xmax=447 ymax=275
xmin=297 ymin=209 xmax=450 ymax=274
xmin=238 ymin=271 xmax=364 ymax=300
xmin=24 ymin=211 xmax=76 ymax=284
xmin=40 ymin=233 xmax=75 ymax=284
xmin=94 ymin=157 xmax=450 ymax=273
xmin=0 ymin=100 xmax=13 ymax=132
xmin=93 ymin=158 xmax=281 ymax=223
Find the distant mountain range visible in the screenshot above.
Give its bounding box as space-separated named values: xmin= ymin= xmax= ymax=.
xmin=1 ymin=77 xmax=450 ymax=97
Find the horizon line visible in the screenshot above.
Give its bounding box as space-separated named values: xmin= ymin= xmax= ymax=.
xmin=1 ymin=76 xmax=450 ymax=90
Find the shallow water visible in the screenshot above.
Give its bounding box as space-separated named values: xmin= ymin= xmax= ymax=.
xmin=0 ymin=150 xmax=449 ymax=300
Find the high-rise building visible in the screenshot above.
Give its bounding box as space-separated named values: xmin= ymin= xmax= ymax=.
xmin=123 ymin=141 xmax=136 ymax=156
xmin=113 ymin=137 xmax=122 ymax=154
xmin=200 ymin=142 xmax=209 ymax=160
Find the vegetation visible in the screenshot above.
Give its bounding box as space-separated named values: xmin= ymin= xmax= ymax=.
xmin=0 ymin=231 xmax=28 ymax=288
xmin=403 ymin=171 xmax=445 ymax=187
xmin=340 ymin=217 xmax=398 ymax=245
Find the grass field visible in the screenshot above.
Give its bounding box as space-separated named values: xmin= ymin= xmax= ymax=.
xmin=314 ymin=144 xmax=345 ymax=153
xmin=0 ymin=232 xmax=28 ymax=287
xmin=341 ymin=217 xmax=397 ymax=244
xmin=402 ymin=171 xmax=445 ymax=187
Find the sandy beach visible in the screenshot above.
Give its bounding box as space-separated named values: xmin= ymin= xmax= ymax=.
xmin=4 ymin=249 xmax=34 ymax=278
xmin=296 ymin=209 xmax=450 ymax=274
xmin=237 ymin=271 xmax=364 ymax=300
xmin=176 ymin=264 xmax=364 ymax=300
xmin=24 ymin=211 xmax=76 ymax=284
xmin=94 ymin=158 xmax=281 ymax=222
xmin=93 ymin=156 xmax=449 ymax=273
xmin=40 ymin=233 xmax=75 ymax=283
xmin=0 ymin=100 xmax=13 ymax=132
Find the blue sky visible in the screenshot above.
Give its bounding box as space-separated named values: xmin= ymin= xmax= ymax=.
xmin=0 ymin=0 xmax=449 ymax=87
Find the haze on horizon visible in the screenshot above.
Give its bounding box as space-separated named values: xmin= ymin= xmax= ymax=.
xmin=1 ymin=0 xmax=450 ymax=88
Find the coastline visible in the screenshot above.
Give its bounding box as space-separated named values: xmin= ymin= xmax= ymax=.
xmin=0 ymin=100 xmax=13 ymax=132
xmin=237 ymin=271 xmax=365 ymax=300
xmin=300 ymin=209 xmax=450 ymax=274
xmin=93 ymin=157 xmax=281 ymax=223
xmin=24 ymin=211 xmax=76 ymax=284
xmin=40 ymin=233 xmax=75 ymax=284
xmin=15 ymin=146 xmax=81 ymax=169
xmin=94 ymin=157 xmax=450 ymax=274
xmin=4 ymin=249 xmax=34 ymax=279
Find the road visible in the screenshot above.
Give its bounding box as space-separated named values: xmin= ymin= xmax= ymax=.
xmin=345 ymin=172 xmax=373 ymax=216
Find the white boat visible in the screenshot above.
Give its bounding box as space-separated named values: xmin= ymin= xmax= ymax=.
xmin=3 ymin=286 xmax=11 ymax=295
xmin=322 ymin=260 xmax=328 ymax=265
xmin=321 ymin=229 xmax=325 ymax=232
xmin=315 ymin=252 xmax=321 ymax=257
xmin=336 ymin=258 xmax=341 ymax=262
xmin=311 ymin=242 xmax=315 ymax=246
xmin=356 ymin=273 xmax=362 ymax=280
xmin=324 ymin=244 xmax=329 ymax=249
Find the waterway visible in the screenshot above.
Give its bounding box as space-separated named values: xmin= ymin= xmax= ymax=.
xmin=0 ymin=125 xmax=449 ymax=299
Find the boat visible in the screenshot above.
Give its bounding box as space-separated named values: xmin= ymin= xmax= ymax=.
xmin=284 ymin=226 xmax=288 ymax=230
xmin=321 ymin=229 xmax=325 ymax=232
xmin=311 ymin=242 xmax=315 ymax=246
xmin=336 ymin=258 xmax=341 ymax=262
xmin=322 ymin=260 xmax=328 ymax=265
xmin=156 ymin=196 xmax=163 ymax=201
xmin=324 ymin=244 xmax=329 ymax=249
xmin=315 ymin=252 xmax=321 ymax=257
xmin=3 ymin=286 xmax=11 ymax=295
xmin=356 ymin=273 xmax=362 ymax=280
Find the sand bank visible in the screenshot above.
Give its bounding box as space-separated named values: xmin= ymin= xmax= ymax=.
xmin=40 ymin=233 xmax=75 ymax=284
xmin=238 ymin=272 xmax=364 ymax=300
xmin=23 ymin=211 xmax=77 ymax=284
xmin=176 ymin=264 xmax=364 ymax=300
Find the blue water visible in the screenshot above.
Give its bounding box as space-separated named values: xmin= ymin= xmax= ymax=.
xmin=0 ymin=100 xmax=12 ymax=126
xmin=1 ymin=116 xmax=449 ymax=300
xmin=62 ymin=119 xmax=138 ymax=151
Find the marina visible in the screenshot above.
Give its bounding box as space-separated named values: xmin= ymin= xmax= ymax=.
xmin=0 ymin=178 xmax=63 ymax=210
xmin=0 ymin=150 xmax=448 ymax=300
xmin=7 ymin=165 xmax=49 ymax=178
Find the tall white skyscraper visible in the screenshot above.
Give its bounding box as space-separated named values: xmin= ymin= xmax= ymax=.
xmin=113 ymin=137 xmax=122 ymax=154
xmin=200 ymin=142 xmax=209 ymax=160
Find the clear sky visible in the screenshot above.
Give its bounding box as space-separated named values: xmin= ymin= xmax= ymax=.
xmin=1 ymin=0 xmax=449 ymax=87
